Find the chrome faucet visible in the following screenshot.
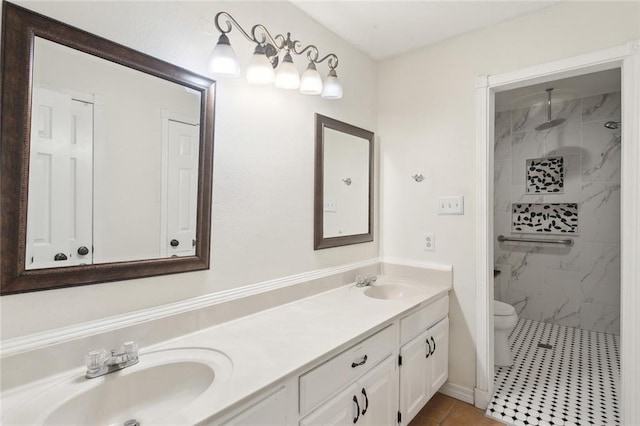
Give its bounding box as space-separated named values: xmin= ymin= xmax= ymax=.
xmin=355 ymin=274 xmax=378 ymax=287
xmin=85 ymin=341 xmax=139 ymax=379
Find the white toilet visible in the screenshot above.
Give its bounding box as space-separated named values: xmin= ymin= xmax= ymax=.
xmin=494 ymin=300 xmax=518 ymax=366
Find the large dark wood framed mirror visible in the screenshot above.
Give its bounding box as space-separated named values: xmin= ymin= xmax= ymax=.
xmin=314 ymin=114 xmax=374 ymax=249
xmin=0 ymin=2 xmax=215 ymax=294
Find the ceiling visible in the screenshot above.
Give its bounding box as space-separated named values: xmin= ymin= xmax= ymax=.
xmin=495 ymin=68 xmax=621 ymax=112
xmin=290 ymin=1 xmax=562 ymax=60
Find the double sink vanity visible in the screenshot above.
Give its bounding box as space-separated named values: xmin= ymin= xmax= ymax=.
xmin=1 ymin=275 xmax=451 ymax=425
xmin=0 ymin=4 xmax=451 ymax=425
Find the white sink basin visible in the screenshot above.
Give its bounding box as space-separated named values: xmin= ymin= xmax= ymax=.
xmin=2 ymin=347 xmax=233 ymax=426
xmin=363 ymin=281 xmax=425 ymax=300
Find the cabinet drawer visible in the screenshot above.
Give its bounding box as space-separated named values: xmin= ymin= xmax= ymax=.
xmin=299 ymin=323 xmax=397 ymax=415
xmin=400 ymin=295 xmax=448 ymax=345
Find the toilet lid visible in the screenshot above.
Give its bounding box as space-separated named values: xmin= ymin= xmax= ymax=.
xmin=494 ymin=300 xmax=516 ymax=316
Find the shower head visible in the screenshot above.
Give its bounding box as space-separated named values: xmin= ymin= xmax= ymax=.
xmin=535 ymin=88 xmax=566 ymax=131
xmin=535 ymin=118 xmax=566 ymax=131
xmin=604 ymin=121 xmax=621 ymax=130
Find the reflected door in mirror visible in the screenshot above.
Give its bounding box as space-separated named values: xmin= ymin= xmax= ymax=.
xmin=27 ymin=89 xmax=94 ymax=269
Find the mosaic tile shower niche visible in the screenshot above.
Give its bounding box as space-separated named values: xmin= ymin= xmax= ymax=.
xmin=512 ymin=203 xmax=578 ymax=234
xmin=526 ymin=156 xmax=564 ymax=193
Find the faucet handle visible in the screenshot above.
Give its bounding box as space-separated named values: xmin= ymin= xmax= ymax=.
xmin=369 ymin=276 xmax=377 ymax=284
xmin=85 ymin=349 xmax=109 ymax=371
xmin=356 ymin=275 xmax=367 ymax=285
xmin=122 ymin=341 xmax=138 ymax=358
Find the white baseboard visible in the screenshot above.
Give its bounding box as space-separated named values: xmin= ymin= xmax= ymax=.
xmin=439 ymin=382 xmax=474 ymax=405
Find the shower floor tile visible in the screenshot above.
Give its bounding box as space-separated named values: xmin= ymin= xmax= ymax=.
xmin=486 ymin=318 xmax=620 ymax=426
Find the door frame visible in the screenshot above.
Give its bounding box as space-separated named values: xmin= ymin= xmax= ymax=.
xmin=474 ymin=40 xmax=640 ymax=425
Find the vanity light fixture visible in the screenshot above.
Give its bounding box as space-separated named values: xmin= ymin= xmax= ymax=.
xmin=209 ymin=12 xmax=342 ymax=99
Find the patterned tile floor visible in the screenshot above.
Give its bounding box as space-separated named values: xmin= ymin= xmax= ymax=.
xmin=486 ymin=318 xmax=620 ymax=426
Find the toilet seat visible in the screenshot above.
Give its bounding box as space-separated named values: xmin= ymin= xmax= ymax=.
xmin=494 ymin=300 xmax=516 ymax=316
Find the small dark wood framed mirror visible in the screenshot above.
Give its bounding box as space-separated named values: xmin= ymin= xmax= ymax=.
xmin=314 ymin=114 xmax=374 ymax=249
xmin=0 ymin=2 xmax=215 ymax=294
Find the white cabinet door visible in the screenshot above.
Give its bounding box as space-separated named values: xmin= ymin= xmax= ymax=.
xmin=300 ymin=383 xmax=360 ymax=426
xmin=399 ymin=329 xmax=430 ymax=424
xmin=359 ymin=356 xmax=398 ymax=426
xmin=427 ymin=318 xmax=449 ymax=397
xmin=219 ymin=385 xmax=290 ymax=426
xmin=399 ymin=317 xmax=449 ymax=425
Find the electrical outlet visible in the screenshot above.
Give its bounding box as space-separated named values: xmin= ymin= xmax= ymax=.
xmin=438 ymin=196 xmax=464 ymax=215
xmin=424 ymin=233 xmax=435 ymax=251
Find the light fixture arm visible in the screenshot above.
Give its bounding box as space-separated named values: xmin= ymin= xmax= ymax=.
xmin=314 ymin=53 xmax=339 ymax=70
xmin=214 ymin=12 xmax=255 ymax=42
xmin=250 ymin=24 xmax=280 ymax=48
xmin=213 ymin=11 xmax=339 ymax=70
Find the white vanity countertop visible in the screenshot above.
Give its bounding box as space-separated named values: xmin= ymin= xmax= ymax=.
xmin=179 ymin=276 xmax=451 ymax=423
xmin=0 ymin=276 xmax=451 ymax=424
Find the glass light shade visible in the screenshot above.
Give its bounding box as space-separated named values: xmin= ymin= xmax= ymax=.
xmin=246 ymin=45 xmax=275 ymax=85
xmin=209 ymin=34 xmax=239 ymax=76
xmin=274 ymin=53 xmax=300 ymax=90
xmin=299 ymin=63 xmax=323 ymax=95
xmin=321 ymin=70 xmax=343 ymax=99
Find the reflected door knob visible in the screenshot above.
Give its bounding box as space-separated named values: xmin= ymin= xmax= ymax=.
xmin=54 ymin=253 xmax=68 ymax=261
xmin=77 ymin=246 xmax=89 ymax=256
xmin=170 ymin=239 xmax=179 ymax=247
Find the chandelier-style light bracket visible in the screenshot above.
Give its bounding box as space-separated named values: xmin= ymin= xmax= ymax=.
xmin=210 ymin=12 xmax=342 ymax=98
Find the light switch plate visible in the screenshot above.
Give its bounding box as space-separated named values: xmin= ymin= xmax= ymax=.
xmin=438 ymin=196 xmax=464 ymax=215
xmin=324 ymin=200 xmax=337 ymax=212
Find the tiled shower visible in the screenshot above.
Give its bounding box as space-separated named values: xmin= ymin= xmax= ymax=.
xmin=494 ymin=90 xmax=621 ymax=335
xmin=488 ymin=78 xmax=622 ymax=426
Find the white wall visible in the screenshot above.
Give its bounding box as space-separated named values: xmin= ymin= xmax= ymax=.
xmin=377 ymin=2 xmax=639 ymax=392
xmin=1 ymin=1 xmax=378 ymax=339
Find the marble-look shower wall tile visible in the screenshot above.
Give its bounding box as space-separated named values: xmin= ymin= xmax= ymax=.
xmin=581 ymin=121 xmax=621 ymax=183
xmin=580 ymin=302 xmax=620 ymax=334
xmin=510 ymin=185 xmax=544 ymax=205
xmin=495 ymin=111 xmax=511 ymax=161
xmin=511 ymin=132 xmax=544 ymax=186
xmin=541 ymin=99 xmax=581 ymax=155
xmin=494 ymin=160 xmax=511 ymax=212
xmin=580 ymin=243 xmax=620 ymax=307
xmin=580 ymin=182 xmax=621 ymax=243
xmin=582 ymin=91 xmax=621 ymax=122
xmin=537 ymin=268 xmax=583 ymax=326
xmin=511 ymin=103 xmax=548 ymax=132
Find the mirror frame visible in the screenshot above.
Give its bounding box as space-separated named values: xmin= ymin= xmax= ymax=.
xmin=314 ymin=114 xmax=374 ymax=250
xmin=0 ymin=2 xmax=215 ymax=294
